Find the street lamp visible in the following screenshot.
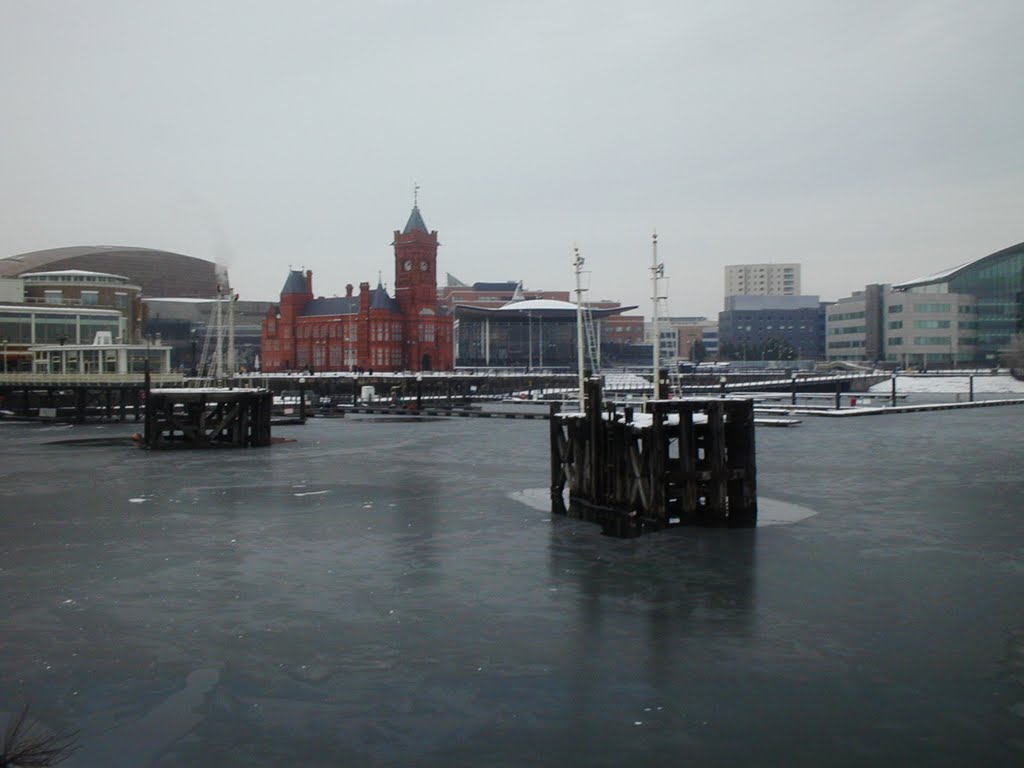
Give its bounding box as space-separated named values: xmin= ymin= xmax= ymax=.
xmin=1 ymin=338 xmax=7 ymax=374
xmin=527 ymin=311 xmax=533 ymax=372
xmin=190 ymin=329 xmax=199 ymax=377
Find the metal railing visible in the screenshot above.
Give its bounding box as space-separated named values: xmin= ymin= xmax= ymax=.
xmin=0 ymin=372 xmax=186 ymax=386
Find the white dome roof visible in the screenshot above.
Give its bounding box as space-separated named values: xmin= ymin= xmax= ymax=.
xmin=498 ymin=298 xmax=579 ymax=311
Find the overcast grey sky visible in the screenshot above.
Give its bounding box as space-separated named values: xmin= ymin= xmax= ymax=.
xmin=2 ymin=0 xmax=1021 ymax=317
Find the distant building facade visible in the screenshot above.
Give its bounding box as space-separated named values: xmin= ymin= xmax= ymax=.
xmin=0 ymin=304 xmax=125 ymax=371
xmin=826 ymin=284 xmax=978 ymax=366
xmin=719 ymin=295 xmax=825 ymax=361
xmin=0 ymin=246 xmax=226 ymax=299
xmin=725 ymin=263 xmax=801 ymax=297
xmin=891 ymin=241 xmax=1023 ymax=363
xmin=260 ymin=205 xmax=453 ymax=372
xmin=440 ymin=278 xmax=569 ymax=310
xmin=144 ymin=297 xmax=273 ymax=372
xmin=21 ymin=270 xmax=144 ymax=342
xmin=453 ymin=299 xmax=635 ymax=369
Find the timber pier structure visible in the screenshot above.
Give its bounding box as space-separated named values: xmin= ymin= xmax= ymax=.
xmin=144 ymin=388 xmax=273 ymax=449
xmin=550 ymin=378 xmax=757 ymax=538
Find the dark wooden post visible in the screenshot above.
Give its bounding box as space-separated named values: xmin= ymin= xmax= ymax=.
xmin=75 ymin=387 xmax=87 ymax=423
xmin=724 ymin=399 xmax=757 ymax=527
xmin=790 ymin=375 xmax=797 ymax=406
xmin=675 ymin=402 xmax=697 ymax=523
xmin=549 ymin=403 xmax=566 ymax=514
xmin=969 ymin=375 xmax=974 ymax=402
xmin=703 ymin=400 xmax=729 ymax=526
xmin=835 ymin=379 xmax=842 ymax=410
xmin=649 ymin=401 xmax=666 ymax=523
xmin=890 ymin=375 xmax=897 ymax=407
xmin=144 ymin=390 xmax=157 ymax=447
xmin=586 ymin=378 xmax=604 ymax=502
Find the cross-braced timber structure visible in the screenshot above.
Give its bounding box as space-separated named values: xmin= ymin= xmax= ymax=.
xmin=143 ymin=388 xmax=273 ymax=448
xmin=550 ymin=378 xmax=757 ymax=537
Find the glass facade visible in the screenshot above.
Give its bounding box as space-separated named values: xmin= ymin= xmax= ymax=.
xmin=0 ymin=308 xmax=122 ymax=346
xmin=898 ymin=242 xmax=1024 ymax=361
xmin=456 ymin=315 xmax=581 ymax=369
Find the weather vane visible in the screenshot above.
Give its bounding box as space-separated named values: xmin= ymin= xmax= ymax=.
xmin=413 ymin=181 xmax=420 ymax=208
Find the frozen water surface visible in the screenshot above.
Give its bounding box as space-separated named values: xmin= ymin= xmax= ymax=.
xmin=1 ymin=409 xmax=1023 ymax=766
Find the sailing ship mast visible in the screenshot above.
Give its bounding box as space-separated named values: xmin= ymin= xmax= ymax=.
xmin=651 ymin=231 xmax=665 ymax=400
xmin=574 ymin=246 xmax=586 ymax=413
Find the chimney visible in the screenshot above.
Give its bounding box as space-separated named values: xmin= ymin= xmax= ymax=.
xmin=346 ymin=284 xmax=353 ymax=298
xmin=359 ymin=281 xmax=371 ymax=313
xmin=305 ymin=270 xmax=313 ymax=294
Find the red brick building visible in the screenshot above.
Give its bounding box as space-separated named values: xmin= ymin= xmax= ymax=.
xmin=260 ymin=205 xmax=453 ymax=372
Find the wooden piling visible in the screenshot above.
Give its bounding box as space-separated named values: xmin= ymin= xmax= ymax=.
xmin=550 ymin=378 xmax=758 ymax=537
xmin=143 ymin=388 xmax=273 ymax=449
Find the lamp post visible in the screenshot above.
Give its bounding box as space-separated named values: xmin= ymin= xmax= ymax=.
xmin=527 ymin=311 xmax=533 ymax=372
xmin=189 ymin=329 xmax=199 ymax=377
xmin=1 ymin=338 xmax=7 ymax=374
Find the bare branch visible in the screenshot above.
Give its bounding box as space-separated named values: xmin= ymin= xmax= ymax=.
xmin=1 ymin=705 xmax=79 ymax=768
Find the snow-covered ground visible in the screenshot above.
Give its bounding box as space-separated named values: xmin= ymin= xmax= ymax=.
xmin=868 ymin=374 xmax=1024 ymax=394
xmin=603 ymin=371 xmax=653 ymax=391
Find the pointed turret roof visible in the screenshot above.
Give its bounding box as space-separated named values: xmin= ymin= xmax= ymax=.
xmin=370 ymin=281 xmax=400 ymax=312
xmin=282 ymin=269 xmax=308 ymax=295
xmin=403 ymin=206 xmax=428 ymax=234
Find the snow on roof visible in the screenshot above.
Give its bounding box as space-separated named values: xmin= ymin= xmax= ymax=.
xmin=892 ymin=262 xmax=971 ymax=289
xmin=142 ymin=297 xmax=215 ymax=303
xmin=22 ymin=269 xmax=129 ymax=280
xmin=498 ymin=298 xmax=579 ymax=311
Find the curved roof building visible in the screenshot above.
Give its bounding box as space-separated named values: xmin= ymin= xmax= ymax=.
xmin=894 ymin=241 xmax=1024 ymax=359
xmin=0 ymin=246 xmax=226 ymax=298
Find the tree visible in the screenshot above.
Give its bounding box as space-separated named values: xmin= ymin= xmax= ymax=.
xmin=1 ymin=706 xmax=79 ymax=767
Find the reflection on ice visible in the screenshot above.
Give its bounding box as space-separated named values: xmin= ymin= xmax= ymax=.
xmin=509 ymin=488 xmax=817 ymax=528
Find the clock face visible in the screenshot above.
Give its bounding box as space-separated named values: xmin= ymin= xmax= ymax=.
xmin=420 ymin=260 xmax=429 ymax=271
xmin=403 ymin=260 xmax=412 ymax=271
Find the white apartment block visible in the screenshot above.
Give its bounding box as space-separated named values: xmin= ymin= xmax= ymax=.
xmin=725 ymin=263 xmax=800 ymax=297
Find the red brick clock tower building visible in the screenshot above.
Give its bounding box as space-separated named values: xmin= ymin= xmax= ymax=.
xmin=394 ymin=205 xmax=445 ymax=371
xmin=260 ymin=202 xmax=453 ymax=373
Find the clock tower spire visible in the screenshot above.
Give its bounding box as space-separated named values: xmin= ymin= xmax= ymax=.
xmin=393 ymin=191 xmax=438 ymax=316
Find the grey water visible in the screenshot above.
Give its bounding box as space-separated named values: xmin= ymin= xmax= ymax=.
xmin=1 ymin=408 xmax=1022 ymax=766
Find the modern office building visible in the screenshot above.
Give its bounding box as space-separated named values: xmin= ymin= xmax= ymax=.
xmin=440 ymin=278 xmax=569 ymax=309
xmin=826 ymin=284 xmax=977 ymax=366
xmin=454 ymin=299 xmax=635 ymax=369
xmin=718 ymin=295 xmax=825 ymax=361
xmin=20 ymin=270 xmax=144 ymax=342
xmin=29 ymin=333 xmax=173 ymax=375
xmin=143 ymin=297 xmax=273 ymax=372
xmin=0 ymin=304 xmax=126 ymax=371
xmin=725 ymin=263 xmax=801 ymax=297
xmin=891 ymin=241 xmax=1023 ymax=362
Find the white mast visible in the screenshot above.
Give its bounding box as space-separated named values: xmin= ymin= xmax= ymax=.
xmin=214 ymin=284 xmax=224 ymax=381
xmin=227 ymin=289 xmax=236 ymax=375
xmin=651 ymin=231 xmax=664 ymax=399
xmin=574 ymin=246 xmax=586 ymax=413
